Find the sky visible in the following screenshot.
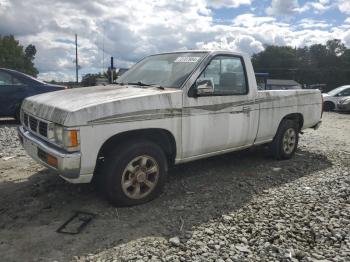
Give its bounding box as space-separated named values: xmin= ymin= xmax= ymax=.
xmin=0 ymin=0 xmax=350 ymax=81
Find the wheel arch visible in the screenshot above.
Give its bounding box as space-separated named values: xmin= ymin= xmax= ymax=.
xmin=279 ymin=113 xmax=304 ymax=132
xmin=95 ymin=128 xmax=177 ymax=170
xmin=323 ymin=100 xmax=335 ymax=111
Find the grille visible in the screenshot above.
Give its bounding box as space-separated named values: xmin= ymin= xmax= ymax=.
xmin=24 ymin=113 xmax=29 ymax=126
xmin=23 ymin=112 xmax=49 ymax=139
xmin=29 ymin=116 xmax=38 ymax=131
xmin=39 ymin=122 xmax=48 ymax=137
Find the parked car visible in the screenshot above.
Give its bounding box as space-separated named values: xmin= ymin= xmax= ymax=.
xmin=0 ymin=68 xmax=65 ymax=120
xmin=18 ymin=50 xmax=322 ymax=206
xmin=322 ymin=85 xmax=350 ymax=111
xmin=337 ymin=96 xmax=350 ymax=112
xmin=266 ymin=79 xmax=302 ymax=90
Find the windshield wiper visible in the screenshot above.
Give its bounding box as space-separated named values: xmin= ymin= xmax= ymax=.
xmin=127 ymin=81 xmax=165 ymax=90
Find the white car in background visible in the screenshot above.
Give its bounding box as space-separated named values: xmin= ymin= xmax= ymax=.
xmin=322 ymin=85 xmax=350 ymax=111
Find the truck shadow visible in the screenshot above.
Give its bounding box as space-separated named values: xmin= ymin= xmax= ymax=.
xmin=0 ymin=147 xmax=332 ymax=261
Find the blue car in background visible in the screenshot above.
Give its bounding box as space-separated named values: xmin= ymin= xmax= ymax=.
xmin=0 ymin=68 xmax=65 ymax=120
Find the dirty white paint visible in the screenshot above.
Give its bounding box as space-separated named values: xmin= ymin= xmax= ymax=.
xmin=20 ymin=50 xmax=322 ymax=183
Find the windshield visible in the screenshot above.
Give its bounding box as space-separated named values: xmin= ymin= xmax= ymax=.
xmin=328 ymin=86 xmax=350 ymax=96
xmin=117 ymin=52 xmax=208 ymax=88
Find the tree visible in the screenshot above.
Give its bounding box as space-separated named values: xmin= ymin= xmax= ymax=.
xmin=309 ymin=44 xmax=328 ymax=68
xmin=251 ymin=39 xmax=350 ymax=91
xmin=81 ymin=73 xmax=107 ymax=87
xmin=326 ymin=39 xmax=346 ymax=56
xmin=25 ymin=44 xmax=36 ymax=59
xmin=341 ymin=49 xmax=350 ymax=67
xmin=252 ymin=45 xmax=298 ymax=70
xmin=0 ymin=35 xmax=39 ymax=76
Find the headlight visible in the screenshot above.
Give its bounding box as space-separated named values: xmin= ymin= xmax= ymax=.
xmin=53 ymin=124 xmax=80 ymax=151
xmin=54 ymin=125 xmax=64 ymax=145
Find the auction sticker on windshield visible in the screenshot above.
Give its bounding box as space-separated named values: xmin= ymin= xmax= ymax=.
xmin=174 ymin=57 xmax=200 ymax=63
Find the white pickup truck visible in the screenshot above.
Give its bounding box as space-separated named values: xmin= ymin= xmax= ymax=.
xmin=18 ymin=50 xmax=322 ymax=206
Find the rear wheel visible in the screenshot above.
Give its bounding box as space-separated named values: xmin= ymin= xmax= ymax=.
xmin=270 ymin=119 xmax=299 ymax=160
xmin=101 ymin=140 xmax=167 ymax=206
xmin=323 ymin=101 xmax=335 ymax=111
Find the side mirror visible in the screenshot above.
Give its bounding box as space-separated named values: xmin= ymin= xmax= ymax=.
xmin=196 ymin=78 xmax=214 ymax=96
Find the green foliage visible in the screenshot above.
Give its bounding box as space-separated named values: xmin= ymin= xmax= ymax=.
xmin=81 ymin=68 xmax=120 ymax=87
xmin=0 ymin=35 xmax=39 ymax=77
xmin=81 ymin=72 xmax=107 ymax=87
xmin=252 ymin=39 xmax=350 ymax=91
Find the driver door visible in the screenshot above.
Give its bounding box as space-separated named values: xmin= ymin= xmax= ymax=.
xmin=181 ymin=55 xmax=259 ymax=159
xmin=335 ymin=88 xmax=350 ymax=103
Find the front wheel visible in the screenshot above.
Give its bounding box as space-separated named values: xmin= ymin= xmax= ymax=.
xmin=270 ymin=119 xmax=299 ymax=160
xmin=101 ymin=140 xmax=168 ymax=206
xmin=323 ymin=101 xmax=335 ymax=111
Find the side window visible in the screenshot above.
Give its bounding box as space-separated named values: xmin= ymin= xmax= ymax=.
xmin=0 ymin=71 xmax=23 ymax=86
xmin=12 ymin=76 xmax=23 ymax=85
xmin=338 ymin=88 xmax=350 ymax=96
xmin=198 ymin=56 xmax=248 ymax=95
xmin=0 ymin=71 xmax=13 ymax=86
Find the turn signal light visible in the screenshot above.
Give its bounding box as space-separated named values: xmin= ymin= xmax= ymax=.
xmin=47 ymin=154 xmax=58 ymax=168
xmin=68 ymin=130 xmax=79 ymax=147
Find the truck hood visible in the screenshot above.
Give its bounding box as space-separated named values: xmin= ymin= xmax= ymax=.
xmin=22 ymin=85 xmax=183 ymax=126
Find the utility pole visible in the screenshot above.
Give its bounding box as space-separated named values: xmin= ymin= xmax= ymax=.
xmin=102 ymin=26 xmax=105 ymax=74
xmin=110 ymin=56 xmax=114 ymax=84
xmin=75 ymin=34 xmax=78 ymax=84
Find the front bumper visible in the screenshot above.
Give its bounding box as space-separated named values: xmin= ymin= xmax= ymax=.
xmin=18 ymin=126 xmax=81 ymax=179
xmin=337 ymin=104 xmax=350 ymax=112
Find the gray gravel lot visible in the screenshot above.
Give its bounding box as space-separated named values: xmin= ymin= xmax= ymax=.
xmin=0 ymin=113 xmax=349 ymax=262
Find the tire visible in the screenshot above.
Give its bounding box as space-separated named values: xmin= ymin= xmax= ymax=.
xmin=101 ymin=140 xmax=168 ymax=206
xmin=270 ymin=119 xmax=299 ymax=160
xmin=323 ymin=101 xmax=335 ymax=111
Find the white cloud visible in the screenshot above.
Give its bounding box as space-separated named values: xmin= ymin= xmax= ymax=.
xmin=233 ymin=14 xmax=276 ymax=27
xmin=1 ymin=0 xmax=349 ymax=81
xmin=266 ymin=0 xmax=334 ymax=15
xmin=208 ymin=0 xmax=251 ymax=8
xmin=297 ymin=18 xmax=331 ymax=29
xmin=296 ymin=1 xmax=333 ymax=13
xmin=338 ymin=0 xmax=350 ymax=14
xmin=266 ymin=0 xmax=299 ymax=16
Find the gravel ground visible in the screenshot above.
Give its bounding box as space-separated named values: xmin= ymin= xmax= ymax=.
xmin=0 ymin=112 xmax=349 ymax=262
xmin=0 ymin=119 xmax=24 ymax=158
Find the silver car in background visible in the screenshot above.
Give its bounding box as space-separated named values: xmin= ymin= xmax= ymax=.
xmin=337 ymin=96 xmax=350 ymax=112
